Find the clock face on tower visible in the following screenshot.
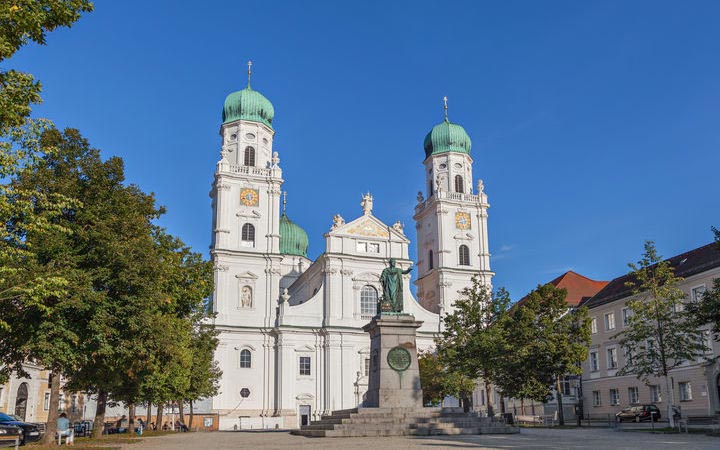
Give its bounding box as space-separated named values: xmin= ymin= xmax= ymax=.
xmin=455 ymin=212 xmax=471 ymax=230
xmin=240 ymin=188 xmax=259 ymax=207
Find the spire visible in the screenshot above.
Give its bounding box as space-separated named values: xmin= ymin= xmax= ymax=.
xmin=247 ymin=60 xmax=253 ymax=88
xmin=282 ymin=191 xmax=287 ymax=215
xmin=443 ymin=95 xmax=449 ymax=122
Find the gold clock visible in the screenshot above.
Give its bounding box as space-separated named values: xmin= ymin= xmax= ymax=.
xmin=240 ymin=188 xmax=259 ymax=206
xmin=455 ymin=212 xmax=471 ymax=230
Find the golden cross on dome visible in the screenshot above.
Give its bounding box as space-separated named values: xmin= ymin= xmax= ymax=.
xmin=443 ymin=96 xmax=448 ymax=121
xmin=247 ymin=60 xmax=253 ymax=87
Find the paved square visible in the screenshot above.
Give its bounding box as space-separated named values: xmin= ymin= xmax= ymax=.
xmin=120 ymin=428 xmax=719 ymax=449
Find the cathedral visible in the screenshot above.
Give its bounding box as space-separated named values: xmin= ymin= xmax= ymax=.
xmin=209 ymin=68 xmax=493 ymax=430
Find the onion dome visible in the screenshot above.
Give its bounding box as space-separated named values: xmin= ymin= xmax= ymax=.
xmin=423 ymin=118 xmax=472 ymax=159
xmin=279 ymin=213 xmax=309 ymax=257
xmin=222 ymin=86 xmax=275 ymax=128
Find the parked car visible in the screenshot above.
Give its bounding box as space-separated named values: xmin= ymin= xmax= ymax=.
xmin=0 ymin=413 xmax=41 ymax=445
xmin=615 ymin=404 xmax=661 ymax=422
xmin=0 ymin=424 xmax=22 ymax=448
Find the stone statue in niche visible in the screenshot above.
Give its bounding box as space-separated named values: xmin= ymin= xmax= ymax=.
xmin=241 ymin=285 xmax=253 ymax=308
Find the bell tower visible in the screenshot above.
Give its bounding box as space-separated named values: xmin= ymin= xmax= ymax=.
xmin=413 ymin=97 xmax=493 ymax=315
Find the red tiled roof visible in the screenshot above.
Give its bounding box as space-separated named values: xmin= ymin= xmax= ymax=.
xmin=517 ymin=271 xmax=609 ymax=307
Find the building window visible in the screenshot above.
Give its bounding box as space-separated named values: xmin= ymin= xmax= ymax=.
xmin=241 ymin=223 xmax=255 ymax=246
xmin=592 ymin=390 xmax=601 ymax=406
xmin=364 ymin=358 xmax=370 ymax=377
xmin=691 ymin=285 xmax=706 ymax=302
xmin=628 ymin=387 xmax=639 ymax=404
xmin=240 ymin=349 xmax=252 ymax=368
xmin=590 ymin=317 xmax=597 ymax=334
xmin=589 ymin=351 xmax=599 ymax=372
xmin=609 ymin=389 xmax=619 ymax=406
xmin=679 ymin=382 xmax=692 ymax=401
xmin=454 ymin=175 xmax=464 ymax=193
xmin=428 ymin=250 xmax=433 ymax=270
xmin=650 ymin=385 xmax=661 ymax=403
xmin=43 ymin=392 xmax=50 ymax=411
xmin=356 ymin=241 xmax=380 ymax=253
xmin=244 ymin=146 xmax=255 ymax=166
xmin=59 ymin=393 xmax=65 ymax=412
xmin=458 ymin=245 xmax=470 ymax=266
xmin=604 ymin=312 xmax=615 ymax=330
xmin=622 ymin=307 xmax=631 ymax=327
xmin=360 ymin=285 xmax=378 ymax=317
xmin=299 ymin=356 xmax=311 ymax=376
xmin=607 ymin=347 xmax=618 ymax=369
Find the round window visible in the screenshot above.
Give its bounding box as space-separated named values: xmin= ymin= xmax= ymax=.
xmin=245 ymin=133 xmax=256 ymax=140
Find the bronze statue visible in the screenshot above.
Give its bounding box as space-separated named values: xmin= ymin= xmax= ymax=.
xmin=379 ymin=258 xmax=413 ymax=313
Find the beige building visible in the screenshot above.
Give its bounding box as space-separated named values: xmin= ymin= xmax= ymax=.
xmin=0 ymin=364 xmax=87 ymax=424
xmin=581 ymin=242 xmax=720 ymax=419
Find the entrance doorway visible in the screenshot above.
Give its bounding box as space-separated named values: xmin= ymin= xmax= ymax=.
xmin=299 ymin=405 xmax=311 ymax=427
xmin=14 ymin=383 xmax=28 ymax=421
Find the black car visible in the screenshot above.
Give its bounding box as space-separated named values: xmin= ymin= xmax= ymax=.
xmin=615 ymin=404 xmax=661 ymax=422
xmin=0 ymin=413 xmax=41 ymax=445
xmin=0 ymin=424 xmax=22 ymax=448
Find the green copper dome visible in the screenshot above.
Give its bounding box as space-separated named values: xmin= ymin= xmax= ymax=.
xmin=222 ymin=86 xmax=275 ymax=128
xmin=423 ymin=119 xmax=472 ymax=159
xmin=279 ymin=213 xmax=308 ymax=257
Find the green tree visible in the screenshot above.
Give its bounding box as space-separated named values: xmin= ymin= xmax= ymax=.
xmin=615 ymin=241 xmax=708 ymax=427
xmin=499 ymin=284 xmax=590 ymax=425
xmin=436 ymin=277 xmax=511 ymax=414
xmin=185 ymin=323 xmax=222 ymax=429
xmin=1 ymin=2 xmax=93 ymax=384
xmin=418 ymin=350 xmax=445 ymax=406
xmin=687 ymin=228 xmax=720 ymax=339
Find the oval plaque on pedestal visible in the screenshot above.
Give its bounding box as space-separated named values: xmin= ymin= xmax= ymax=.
xmin=387 ymin=346 xmax=411 ymax=372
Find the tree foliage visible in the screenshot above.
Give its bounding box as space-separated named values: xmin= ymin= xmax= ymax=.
xmin=614 ymin=241 xmax=707 ymax=427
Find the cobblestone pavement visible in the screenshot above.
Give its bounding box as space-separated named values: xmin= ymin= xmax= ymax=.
xmin=120 ymin=427 xmax=719 ymax=449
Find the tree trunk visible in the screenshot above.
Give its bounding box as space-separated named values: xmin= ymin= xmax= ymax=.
xmin=146 ymin=402 xmax=152 ymax=429
xmin=178 ymin=399 xmax=185 ymax=425
xmin=189 ymin=401 xmax=194 ymax=430
xmin=665 ymin=375 xmax=675 ymax=428
xmin=484 ymin=382 xmax=494 ymax=417
xmin=41 ymin=369 xmax=62 ymax=444
xmin=531 ymin=400 xmax=535 ymax=415
xmin=555 ymin=376 xmax=565 ymax=426
xmin=156 ymin=403 xmax=164 ymax=430
xmin=128 ymin=403 xmax=136 ymax=434
xmin=521 ymin=398 xmax=525 ymax=415
xmin=91 ymin=389 xmax=108 ymax=439
xmin=499 ymin=393 xmax=506 ymax=414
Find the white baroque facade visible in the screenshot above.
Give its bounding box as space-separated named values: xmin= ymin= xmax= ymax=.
xmin=209 ymin=80 xmax=493 ymax=429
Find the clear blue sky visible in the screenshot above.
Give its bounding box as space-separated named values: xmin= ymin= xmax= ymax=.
xmin=10 ymin=0 xmax=720 ymax=300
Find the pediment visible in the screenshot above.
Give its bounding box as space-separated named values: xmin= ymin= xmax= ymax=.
xmin=235 ymin=271 xmax=259 ymax=280
xmin=330 ymin=214 xmax=409 ymax=241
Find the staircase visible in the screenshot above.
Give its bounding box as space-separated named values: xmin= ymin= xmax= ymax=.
xmin=291 ymin=407 xmax=519 ymax=437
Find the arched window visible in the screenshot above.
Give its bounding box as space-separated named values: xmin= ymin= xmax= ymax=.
xmin=360 ymin=285 xmax=378 ymax=317
xmin=428 ymin=181 xmax=434 ymax=197
xmin=454 ymin=175 xmax=464 ymax=193
xmin=241 ymin=223 xmax=255 ymax=246
xmin=244 ymin=146 xmax=256 ymax=166
xmin=428 ymin=250 xmax=434 ymax=270
xmin=240 ymin=349 xmax=252 ymax=368
xmin=459 ymin=245 xmax=470 ymax=266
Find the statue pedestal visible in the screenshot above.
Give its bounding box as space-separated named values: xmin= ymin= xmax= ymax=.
xmin=362 ymin=314 xmax=424 ymax=408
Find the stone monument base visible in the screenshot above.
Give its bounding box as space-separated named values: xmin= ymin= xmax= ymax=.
xmin=290 ymin=407 xmax=519 ymax=437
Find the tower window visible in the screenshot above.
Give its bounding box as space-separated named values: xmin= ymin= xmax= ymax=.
xmin=459 ymin=245 xmax=470 ymax=266
xmin=428 ymin=250 xmax=434 ymax=270
xmin=360 ymin=285 xmax=378 ymax=317
xmin=244 ymin=146 xmax=256 ymax=166
xmin=241 ymin=223 xmax=255 ymax=246
xmin=454 ymin=175 xmax=464 ymax=193
xmin=240 ymin=349 xmax=252 ymax=368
